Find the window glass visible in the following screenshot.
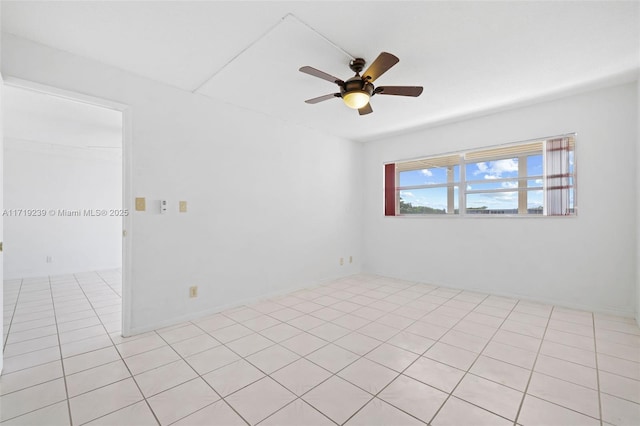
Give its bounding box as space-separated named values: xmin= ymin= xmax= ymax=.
xmin=400 ymin=187 xmax=458 ymax=214
xmin=399 ymin=165 xmax=459 ymax=187
xmin=466 ymin=158 xmax=519 ymax=182
xmin=388 ymin=136 xmax=575 ymax=217
xmin=466 ymin=191 xmax=518 ymax=213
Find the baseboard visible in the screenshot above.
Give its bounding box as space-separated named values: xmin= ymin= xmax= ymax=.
xmin=123 ymin=268 xmax=632 ymax=337
xmin=360 ymin=269 xmax=635 ymax=319
xmin=122 ymin=271 xmax=360 ymax=337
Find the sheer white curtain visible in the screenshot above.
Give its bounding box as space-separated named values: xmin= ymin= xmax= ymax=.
xmin=546 ymin=137 xmax=572 ymax=215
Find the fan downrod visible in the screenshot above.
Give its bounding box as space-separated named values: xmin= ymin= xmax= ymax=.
xmin=349 ymin=58 xmax=366 ymax=74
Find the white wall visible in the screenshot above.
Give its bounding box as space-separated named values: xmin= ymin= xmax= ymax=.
xmin=362 ymin=82 xmax=638 ymax=317
xmin=1 ymin=1 xmax=5 ymax=373
xmin=637 ymin=73 xmax=640 ymax=326
xmin=4 ymin=139 xmax=122 ymax=278
xmin=1 ymin=35 xmax=362 ymax=334
xmin=0 ymin=61 xmax=4 ymax=376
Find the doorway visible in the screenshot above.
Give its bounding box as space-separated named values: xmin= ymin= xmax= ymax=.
xmin=1 ymin=79 xmax=131 ymax=350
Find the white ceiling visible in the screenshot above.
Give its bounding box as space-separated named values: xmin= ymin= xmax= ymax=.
xmin=3 ymin=86 xmax=122 ymax=149
xmin=2 ymin=1 xmax=638 ymax=141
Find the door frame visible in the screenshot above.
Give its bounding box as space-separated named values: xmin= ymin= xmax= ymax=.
xmin=2 ymin=76 xmax=134 ymax=336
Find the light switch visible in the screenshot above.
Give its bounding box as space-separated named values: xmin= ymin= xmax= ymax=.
xmin=135 ymin=197 xmax=146 ymax=211
xmin=179 ymin=201 xmax=187 ymax=213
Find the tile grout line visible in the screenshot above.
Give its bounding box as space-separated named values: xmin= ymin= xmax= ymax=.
xmin=413 ymin=294 xmax=520 ymax=425
xmin=0 ymin=281 xmax=66 ymax=422
xmin=46 ymin=274 xmax=74 ymax=426
xmin=0 ymin=363 xmax=65 ymax=398
xmin=511 ymin=305 xmax=555 ymax=426
xmin=168 ymin=319 xmax=334 ymax=425
xmin=262 ymin=276 xmax=423 ymax=326
xmin=415 ymin=296 xmax=526 ymax=425
xmin=397 ymin=294 xmax=498 ymax=421
xmin=2 ymin=278 xmax=24 ymax=352
xmin=95 ymin=270 xmax=123 ymax=299
xmin=487 ymin=322 xmax=638 ymax=375
xmin=163 ymin=311 xmax=343 ymax=420
xmin=1 ymin=290 xmax=122 ymax=374
xmin=330 ymin=286 xmax=485 ymax=424
xmin=69 ymin=272 xmax=162 ymax=426
xmin=175 ymin=279 xmax=422 ymax=425
xmin=5 ymin=318 xmax=109 ymax=349
xmin=3 ymin=273 xmax=633 ymax=425
xmin=339 ymin=289 xmax=474 ymax=425
xmin=592 ymin=313 xmax=604 ymax=426
xmin=7 ymin=303 xmax=54 ymax=318
xmin=283 ymin=284 xmax=530 ymax=425
xmin=152 ymin=328 xmax=251 ymax=426
xmin=143 ymin=279 xmax=625 ymax=424
xmin=253 ymin=279 xmax=429 ymax=425
xmin=257 ymin=398 xmax=339 ymax=426
xmin=194 ymin=319 xmax=336 ymax=424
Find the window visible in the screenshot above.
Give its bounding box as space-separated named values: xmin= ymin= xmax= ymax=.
xmin=385 ymin=135 xmax=576 ymax=216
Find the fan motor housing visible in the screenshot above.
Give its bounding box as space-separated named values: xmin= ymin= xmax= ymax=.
xmin=349 ymin=58 xmax=366 ymax=74
xmin=341 ymin=76 xmax=374 ymax=97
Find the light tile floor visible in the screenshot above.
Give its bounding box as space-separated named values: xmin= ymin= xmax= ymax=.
xmin=2 ymin=271 xmax=640 ymax=425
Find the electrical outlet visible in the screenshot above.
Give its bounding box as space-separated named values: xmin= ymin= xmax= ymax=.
xmin=189 ymin=286 xmax=198 ymax=298
xmin=340 ymin=257 xmax=344 ymax=266
xmin=46 ymin=256 xmax=52 ymax=263
xmin=349 ymin=256 xmax=353 ymax=263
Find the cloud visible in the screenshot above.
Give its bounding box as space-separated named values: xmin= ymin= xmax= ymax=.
xmin=493 ymin=159 xmax=518 ymax=173
xmin=494 ymin=193 xmax=517 ymax=201
xmin=400 ymin=191 xmax=414 ymax=197
xmin=420 ymin=169 xmax=433 ymax=177
xmin=501 ymin=181 xmax=518 ymax=189
xmin=475 ymin=158 xmax=519 ymax=179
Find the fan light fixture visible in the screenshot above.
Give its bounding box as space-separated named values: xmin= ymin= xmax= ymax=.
xmin=342 ymin=90 xmax=370 ymax=109
xmin=300 ymin=52 xmax=423 ymax=116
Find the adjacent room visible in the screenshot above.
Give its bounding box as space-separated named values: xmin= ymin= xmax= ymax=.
xmin=2 ymin=86 xmax=123 ymax=279
xmin=0 ymin=1 xmax=638 ymax=425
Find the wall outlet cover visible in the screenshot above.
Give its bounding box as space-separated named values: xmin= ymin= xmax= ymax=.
xmin=135 ymin=197 xmax=146 ymax=211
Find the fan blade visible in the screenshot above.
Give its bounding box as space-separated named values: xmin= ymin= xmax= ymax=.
xmin=375 ymin=86 xmax=423 ymax=97
xmin=305 ymin=93 xmax=340 ymax=104
xmin=358 ymin=103 xmax=373 ymax=115
xmin=362 ymin=52 xmax=399 ymax=83
xmin=299 ymin=66 xmax=344 ymax=85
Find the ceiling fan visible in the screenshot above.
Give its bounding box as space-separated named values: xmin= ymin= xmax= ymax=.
xmin=299 ymin=52 xmax=423 ymax=115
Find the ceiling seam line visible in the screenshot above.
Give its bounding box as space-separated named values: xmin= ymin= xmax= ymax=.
xmin=190 ymin=14 xmax=287 ymax=93
xmin=190 ymin=12 xmax=355 ymax=94
xmin=193 ymin=89 xmax=351 ymax=142
xmin=285 ymin=13 xmax=356 ymax=61
xmin=5 ymin=136 xmax=122 ymax=151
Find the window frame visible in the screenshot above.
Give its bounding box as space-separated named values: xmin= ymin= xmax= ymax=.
xmin=385 ymin=134 xmax=577 ymax=218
